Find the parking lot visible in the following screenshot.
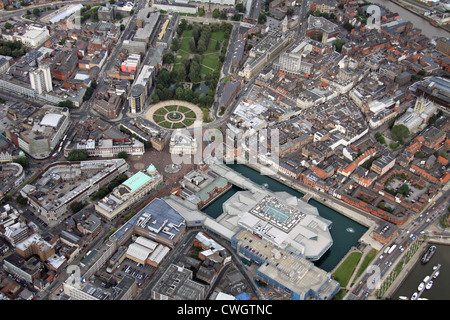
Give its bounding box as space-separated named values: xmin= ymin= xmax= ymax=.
xmin=114 ymin=258 xmax=156 ymax=287
xmin=387 ymin=178 xmax=427 ymax=203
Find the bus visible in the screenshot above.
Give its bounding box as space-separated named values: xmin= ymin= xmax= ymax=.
xmin=51 ymin=152 xmax=59 ymax=159
xmin=384 ymin=246 xmax=390 ymax=254
xmin=388 ymin=244 xmax=397 ymax=254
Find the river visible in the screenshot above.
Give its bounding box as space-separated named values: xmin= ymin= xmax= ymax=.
xmin=202 ymin=164 xmax=368 ymax=272
xmin=369 ymin=0 xmax=450 ymax=38
xmin=393 ymin=244 xmax=450 ymax=300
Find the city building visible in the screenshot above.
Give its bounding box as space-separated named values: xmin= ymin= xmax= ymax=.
xmin=173 ymin=164 xmax=233 ymax=209
xmin=65 ymin=136 xmax=145 ymax=158
xmin=231 ymin=228 xmax=339 ymax=300
xmin=29 ymin=64 xmax=53 ymax=95
xmin=239 ymin=30 xmax=294 ymax=80
xmin=370 ymin=154 xmax=396 ymax=176
xmin=95 ymin=164 xmax=163 ymax=221
xmin=4 ymin=105 xmax=71 ymax=159
xmin=63 ymin=274 xmax=137 ymax=300
xmin=169 ymin=130 xmax=198 ymax=155
xmin=128 ymin=84 xmax=146 ymax=114
xmin=110 ymin=197 xmax=186 ymax=248
xmin=224 ymin=189 xmax=333 ymax=261
xmin=0 ymin=162 xmax=25 ymax=201
xmin=150 ymin=263 xmax=207 ymax=300
xmin=20 ymin=159 xmax=129 ymax=221
xmin=15 ymin=24 xmax=50 ymax=48
xmin=128 ymin=65 xmax=154 ymax=114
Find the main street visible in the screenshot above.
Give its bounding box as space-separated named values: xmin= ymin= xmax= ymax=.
xmin=347 ymin=189 xmax=450 ymax=300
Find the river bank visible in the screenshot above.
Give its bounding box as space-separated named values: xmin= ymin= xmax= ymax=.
xmin=370 ymin=0 xmax=450 ymax=37
xmin=390 ymin=0 xmax=450 ymax=33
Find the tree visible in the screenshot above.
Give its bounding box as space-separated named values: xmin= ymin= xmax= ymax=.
xmin=120 ymin=24 xmax=125 ymax=31
xmin=391 ymin=124 xmax=410 ymax=142
xmin=70 ymin=201 xmax=86 ymax=213
xmin=32 ymin=8 xmax=40 ymax=16
xmin=151 ymin=93 xmax=160 ymax=103
xmin=163 ymin=52 xmax=175 ymax=64
xmin=397 ymin=183 xmax=410 ymax=195
xmin=219 ymin=11 xmax=228 ymax=20
xmin=332 ymin=39 xmax=346 ymax=53
xmin=117 ymin=151 xmax=129 ymax=160
xmin=198 ymin=7 xmax=205 ymax=16
xmin=189 ymin=38 xmax=196 ymax=53
xmin=13 ymin=156 xmax=29 ymax=168
xmin=16 ymin=195 xmax=28 ymax=205
xmin=58 ymin=100 xmax=74 ymax=108
xmin=212 ymin=8 xmax=220 ymax=18
xmin=375 ymin=132 xmax=386 ymax=145
xmin=4 ymin=22 xmax=12 ymax=29
xmin=258 ymin=12 xmax=267 ymax=24
xmin=177 ymin=64 xmax=187 ymax=82
xmin=67 ymin=150 xmax=88 ymax=161
xmin=286 ymin=8 xmax=294 ymax=16
xmin=236 ymin=2 xmax=245 ymax=12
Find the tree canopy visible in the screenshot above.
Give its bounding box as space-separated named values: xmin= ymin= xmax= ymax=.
xmin=391 ymin=124 xmax=410 ymax=142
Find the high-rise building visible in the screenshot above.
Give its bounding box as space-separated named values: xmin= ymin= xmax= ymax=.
xmin=29 ymin=64 xmax=52 ymax=94
xmin=128 ymin=84 xmax=145 ymax=113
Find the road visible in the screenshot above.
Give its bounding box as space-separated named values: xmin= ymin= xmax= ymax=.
xmin=0 ymin=0 xmax=97 ymax=20
xmin=347 ymin=189 xmax=450 ymax=300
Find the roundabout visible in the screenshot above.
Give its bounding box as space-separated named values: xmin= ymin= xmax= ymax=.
xmin=144 ymin=100 xmax=203 ymax=130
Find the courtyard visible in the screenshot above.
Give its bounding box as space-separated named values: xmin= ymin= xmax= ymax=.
xmin=144 ymin=100 xmax=203 ymax=129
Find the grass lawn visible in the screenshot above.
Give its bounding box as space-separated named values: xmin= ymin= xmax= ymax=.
xmin=210 ymin=30 xmax=225 ymax=42
xmin=155 ymin=107 xmax=168 ymax=115
xmin=332 ymin=251 xmax=362 ymax=288
xmin=153 ymin=115 xmax=165 ymax=122
xmin=175 ymin=50 xmax=189 ymax=63
xmin=172 ymin=122 xmax=185 ymax=129
xmin=183 ymin=118 xmax=195 ymax=126
xmin=355 ymin=248 xmax=377 ymax=280
xmin=181 ymin=29 xmax=192 ymax=38
xmin=201 ymin=53 xmax=220 ymax=70
xmin=199 ymin=64 xmax=213 ymax=77
xmin=333 ymin=289 xmax=348 ymax=300
xmin=166 ymin=105 xmax=177 ymax=111
xmin=159 ymin=121 xmax=172 ymax=128
xmin=179 ymin=37 xmax=192 ymax=54
xmin=205 ymin=39 xmax=218 ymax=54
xmin=185 ymin=111 xmax=196 ymax=118
xmin=178 ymin=106 xmax=191 ymax=113
xmin=173 ymin=63 xmax=182 ymax=73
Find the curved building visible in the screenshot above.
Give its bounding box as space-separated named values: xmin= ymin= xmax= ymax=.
xmin=128 ymin=84 xmax=145 ymax=114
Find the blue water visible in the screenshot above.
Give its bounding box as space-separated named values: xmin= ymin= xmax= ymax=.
xmin=202 ymin=164 xmax=368 ymax=272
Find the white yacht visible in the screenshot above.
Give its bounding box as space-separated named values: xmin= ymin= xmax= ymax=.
xmin=418 ymin=282 xmax=425 ymax=291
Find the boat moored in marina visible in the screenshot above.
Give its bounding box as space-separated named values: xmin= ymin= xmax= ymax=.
xmin=426 ymin=281 xmax=433 ymax=290
xmin=411 ymin=292 xmax=418 ymax=300
xmin=418 ymin=282 xmax=425 ymax=291
xmin=421 ymin=245 xmax=436 ymax=264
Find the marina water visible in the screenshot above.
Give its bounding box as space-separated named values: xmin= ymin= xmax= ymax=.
xmin=202 ymin=164 xmax=368 ymax=272
xmin=393 ymin=244 xmax=450 ymax=300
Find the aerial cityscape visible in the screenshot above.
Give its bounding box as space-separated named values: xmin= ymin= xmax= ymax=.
xmin=0 ymin=0 xmax=448 ymax=306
